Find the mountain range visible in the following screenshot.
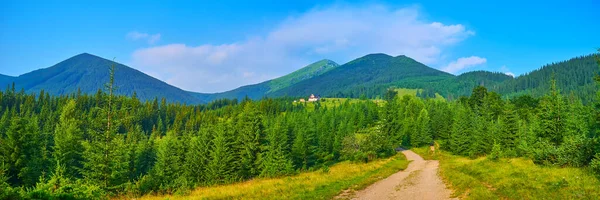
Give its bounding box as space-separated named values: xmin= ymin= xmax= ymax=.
xmin=1 ymin=52 xmax=598 ymax=104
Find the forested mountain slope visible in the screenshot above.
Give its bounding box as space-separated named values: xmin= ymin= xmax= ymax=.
xmin=270 ymin=54 xmax=455 ymax=98
xmin=429 ymin=71 xmax=514 ymax=99
xmin=0 ymin=74 xmax=15 ymax=87
xmin=495 ymin=54 xmax=599 ymax=103
xmin=0 ymin=53 xmax=202 ymax=103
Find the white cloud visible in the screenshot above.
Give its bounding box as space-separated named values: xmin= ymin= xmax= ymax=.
xmin=442 ymin=56 xmax=487 ymax=74
xmin=130 ymin=4 xmax=475 ymax=93
xmin=127 ymin=31 xmax=161 ymax=44
xmin=500 ymin=65 xmax=515 ymax=77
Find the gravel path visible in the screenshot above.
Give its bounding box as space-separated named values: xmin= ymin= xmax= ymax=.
xmin=349 ymin=150 xmax=457 ymax=200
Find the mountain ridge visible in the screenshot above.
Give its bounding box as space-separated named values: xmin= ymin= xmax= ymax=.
xmin=2 ymin=52 xmax=598 ymax=104
xmin=1 ymin=53 xmax=202 ymax=103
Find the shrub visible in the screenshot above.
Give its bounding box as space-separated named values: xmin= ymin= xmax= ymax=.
xmin=488 ymin=142 xmax=502 ymax=161
xmin=556 ymin=135 xmax=596 ymax=167
xmin=531 ymin=139 xmax=559 ymax=165
xmin=591 ymin=153 xmax=600 ymax=177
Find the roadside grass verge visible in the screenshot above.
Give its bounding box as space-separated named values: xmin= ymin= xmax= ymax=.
xmin=412 ymin=147 xmax=600 ymax=199
xmin=134 ymin=153 xmax=409 ymax=200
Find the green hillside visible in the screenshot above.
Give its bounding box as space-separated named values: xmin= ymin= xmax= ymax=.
xmin=189 ymin=59 xmax=339 ymax=102
xmin=429 ymin=71 xmax=514 ymax=99
xmin=270 ymin=54 xmax=455 ymax=98
xmin=267 ymin=59 xmax=339 ymax=92
xmin=2 ymin=53 xmax=202 ymax=103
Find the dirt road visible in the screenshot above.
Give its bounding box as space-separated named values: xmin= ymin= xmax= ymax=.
xmin=349 ymin=150 xmax=456 ymax=200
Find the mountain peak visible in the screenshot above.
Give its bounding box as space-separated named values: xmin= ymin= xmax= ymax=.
xmin=362 ymin=53 xmax=393 ymax=59
xmin=71 ymin=52 xmax=105 ymax=60
xmin=7 ymin=53 xmax=203 ymax=104
xmin=318 ymin=59 xmax=338 ymax=65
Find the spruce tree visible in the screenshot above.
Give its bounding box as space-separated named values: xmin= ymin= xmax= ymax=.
xmin=151 ymin=131 xmax=183 ymax=191
xmin=260 ymin=119 xmax=294 ymax=177
xmin=81 ymin=61 xmax=129 ymax=191
xmin=450 ymin=105 xmax=473 ymax=156
xmin=413 ymin=108 xmax=432 ymax=147
xmin=207 ymin=124 xmax=235 ymax=184
xmin=500 ymin=103 xmax=519 ymax=151
xmin=183 ymin=128 xmax=211 ymax=185
xmin=594 ymin=51 xmax=600 ymax=155
xmin=53 ymin=99 xmax=84 ymax=179
xmin=236 ymin=103 xmax=265 ymax=179
xmin=537 ymin=76 xmax=566 ymax=145
xmin=2 ymin=116 xmax=27 ymax=186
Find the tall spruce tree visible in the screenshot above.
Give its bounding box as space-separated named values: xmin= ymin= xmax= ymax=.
xmin=207 ymin=124 xmax=235 ymax=184
xmin=2 ymin=116 xmax=27 ymax=186
xmin=260 ymin=119 xmax=294 ymax=177
xmin=595 ymin=51 xmax=600 ymax=154
xmin=183 ymin=127 xmax=212 ymax=185
xmin=151 ymin=131 xmax=183 ymax=190
xmin=81 ymin=61 xmax=129 ymax=190
xmin=537 ymin=76 xmax=566 ymax=146
xmin=450 ymin=105 xmax=473 ymax=156
xmin=500 ymin=103 xmax=519 ymax=151
xmin=412 ymin=108 xmax=432 ymax=147
xmin=54 ymin=100 xmax=84 ymax=179
xmin=236 ymin=103 xmax=265 ymax=178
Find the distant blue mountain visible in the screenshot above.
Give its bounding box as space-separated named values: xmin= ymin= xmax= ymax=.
xmin=0 ymin=53 xmax=202 ymax=103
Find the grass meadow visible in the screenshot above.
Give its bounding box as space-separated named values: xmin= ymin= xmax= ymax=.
xmin=412 ymin=146 xmax=600 ymax=199
xmin=133 ymin=153 xmax=409 ymax=200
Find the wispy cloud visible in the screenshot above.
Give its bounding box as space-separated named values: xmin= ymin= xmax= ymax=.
xmin=127 ymin=31 xmax=161 ymax=44
xmin=500 ymin=65 xmax=515 ymax=77
xmin=442 ymin=56 xmax=487 ymax=74
xmin=131 ymin=4 xmax=475 ymax=93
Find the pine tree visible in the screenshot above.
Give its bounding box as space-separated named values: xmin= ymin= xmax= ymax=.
xmin=236 ymin=103 xmax=265 ymax=178
xmin=2 ymin=116 xmax=27 ymax=186
xmin=291 ymin=116 xmax=317 ymax=170
xmin=124 ymin=125 xmax=153 ymax=181
xmin=469 ymin=114 xmax=493 ymax=157
xmin=450 ymin=105 xmax=473 ymax=156
xmin=207 ymin=124 xmax=235 ymax=184
xmin=183 ymin=127 xmax=211 ymax=185
xmin=81 ymin=61 xmax=129 ymax=191
xmin=260 ymin=119 xmax=294 ymax=177
xmin=537 ymin=76 xmax=566 ymax=145
xmin=500 ymin=103 xmax=519 ymax=151
xmin=54 ymin=100 xmax=84 ymax=179
xmin=412 ymin=108 xmax=432 ymax=147
xmin=20 ymin=116 xmax=46 ymax=186
xmin=469 ymin=86 xmax=488 ymax=111
xmin=594 ymin=51 xmax=600 ymax=155
xmin=151 ymin=131 xmax=183 ymax=191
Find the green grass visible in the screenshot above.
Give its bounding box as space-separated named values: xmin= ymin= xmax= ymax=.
xmin=295 ymin=98 xmax=385 ymax=111
xmin=136 ymin=154 xmax=409 ymax=200
xmin=412 ymin=147 xmax=600 ymax=199
xmin=411 ymin=146 xmax=441 ymax=160
xmin=268 ymin=59 xmax=339 ymax=93
xmin=394 ymin=88 xmax=445 ymax=101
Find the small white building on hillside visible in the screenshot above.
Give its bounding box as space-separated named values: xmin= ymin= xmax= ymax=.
xmin=308 ymin=94 xmax=320 ymax=102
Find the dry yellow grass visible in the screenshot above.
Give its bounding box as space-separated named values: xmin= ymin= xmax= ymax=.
xmin=134 ymin=154 xmax=408 ymax=200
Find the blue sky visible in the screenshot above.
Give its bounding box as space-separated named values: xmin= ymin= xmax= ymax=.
xmin=1 ymin=0 xmax=598 ymax=92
